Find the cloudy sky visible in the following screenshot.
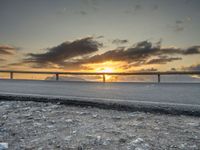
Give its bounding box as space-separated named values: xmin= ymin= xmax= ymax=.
xmin=0 ymin=0 xmax=200 ymax=74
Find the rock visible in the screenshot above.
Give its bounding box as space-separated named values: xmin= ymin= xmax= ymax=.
xmin=187 ymin=122 xmax=199 ymax=127
xmin=102 ymin=138 xmax=112 ymax=146
xmin=188 ymin=144 xmax=198 ymax=149
xmin=127 ymin=138 xmax=150 ymax=150
xmin=92 ymin=114 xmax=98 ymax=118
xmin=1 ymin=101 xmax=200 ymax=149
xmin=85 ymin=134 xmax=93 ymax=139
xmin=30 ymin=138 xmax=40 ymax=143
xmin=96 ymin=135 xmax=101 ymax=142
xmin=77 ymin=145 xmax=83 ymax=150
xmin=0 ymin=143 xmax=8 ymax=150
xmin=128 ymin=112 xmax=140 ymax=117
xmin=76 ymin=111 xmax=90 ymax=115
xmin=72 ymin=130 xmax=77 ymax=134
xmin=64 ymin=136 xmax=72 ymax=141
xmin=136 ymin=116 xmax=145 ymax=121
xmin=33 ymin=122 xmax=42 ymax=126
xmin=112 ymin=116 xmax=121 ymax=121
xmin=179 ymin=143 xmax=187 ymax=149
xmin=65 ymin=119 xmax=73 ymax=123
xmin=47 ymin=125 xmax=54 ymax=128
xmin=119 ymin=138 xmax=127 ymax=144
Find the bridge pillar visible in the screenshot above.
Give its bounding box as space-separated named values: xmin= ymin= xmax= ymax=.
xmin=56 ymin=73 xmax=59 ymax=81
xmin=158 ymin=74 xmax=160 ymax=83
xmin=103 ymin=74 xmax=106 ymax=83
xmin=10 ymin=72 xmax=13 ymax=79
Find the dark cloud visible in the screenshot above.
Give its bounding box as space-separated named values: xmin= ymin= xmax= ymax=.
xmin=183 ymin=46 xmax=200 ymax=55
xmin=185 ymin=64 xmax=200 ymax=71
xmin=168 ymin=19 xmax=185 ymax=32
xmin=162 ymin=46 xmax=200 ymax=55
xmin=171 ymin=68 xmax=176 ymax=71
xmin=96 ymin=35 xmax=104 ymax=39
xmin=146 ymin=56 xmax=182 ymax=64
xmin=23 ymin=39 xmax=200 ymax=70
xmin=81 ymin=41 xmax=199 ymax=65
xmin=170 ymin=17 xmax=193 ymax=32
xmin=0 ymin=45 xmax=20 ymax=68
xmin=112 ymin=39 xmax=128 ymax=45
xmin=140 ymin=68 xmax=158 ymax=72
xmin=0 ymin=45 xmax=18 ymax=55
xmin=24 ymin=37 xmax=102 ymax=68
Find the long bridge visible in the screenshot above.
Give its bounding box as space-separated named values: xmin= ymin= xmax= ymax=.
xmin=0 ymin=70 xmax=200 ymax=83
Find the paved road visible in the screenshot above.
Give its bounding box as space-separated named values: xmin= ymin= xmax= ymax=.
xmin=0 ymin=79 xmax=200 ymax=106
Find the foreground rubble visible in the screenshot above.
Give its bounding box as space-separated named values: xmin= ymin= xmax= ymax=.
xmin=0 ymin=101 xmax=200 ymax=150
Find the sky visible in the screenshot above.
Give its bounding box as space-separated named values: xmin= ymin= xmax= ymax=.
xmin=0 ymin=0 xmax=200 ymax=76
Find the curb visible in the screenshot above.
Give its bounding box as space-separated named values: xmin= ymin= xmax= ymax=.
xmin=0 ymin=93 xmax=200 ymax=117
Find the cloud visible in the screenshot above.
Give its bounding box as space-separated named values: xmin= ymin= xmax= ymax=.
xmin=24 ymin=37 xmax=103 ymax=68
xmin=140 ymin=68 xmax=158 ymax=72
xmin=182 ymin=64 xmax=200 ymax=78
xmin=96 ymin=35 xmax=104 ymax=39
xmin=183 ymin=46 xmax=200 ymax=55
xmin=0 ymin=45 xmax=19 ymax=55
xmin=170 ymin=16 xmax=193 ymax=33
xmin=146 ymin=56 xmax=182 ymax=65
xmin=174 ymin=20 xmax=184 ymax=32
xmin=21 ymin=39 xmax=200 ymax=70
xmin=80 ymin=41 xmax=200 ymax=65
xmin=112 ymin=39 xmax=128 ymax=45
xmin=0 ymin=45 xmax=21 ymax=68
xmin=185 ymin=64 xmax=200 ymax=71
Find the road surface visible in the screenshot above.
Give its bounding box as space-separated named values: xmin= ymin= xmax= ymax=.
xmin=0 ymin=79 xmax=200 ymax=106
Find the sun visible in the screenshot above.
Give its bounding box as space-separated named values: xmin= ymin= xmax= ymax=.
xmin=96 ymin=67 xmax=115 ymax=81
xmin=98 ymin=67 xmax=114 ymax=73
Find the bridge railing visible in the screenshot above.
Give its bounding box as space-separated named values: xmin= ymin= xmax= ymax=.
xmin=0 ymin=70 xmax=200 ymax=83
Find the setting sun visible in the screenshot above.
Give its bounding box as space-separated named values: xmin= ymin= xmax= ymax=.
xmin=98 ymin=67 xmax=114 ymax=73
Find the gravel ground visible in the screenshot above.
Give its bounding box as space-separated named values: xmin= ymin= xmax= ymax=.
xmin=0 ymin=101 xmax=200 ymax=150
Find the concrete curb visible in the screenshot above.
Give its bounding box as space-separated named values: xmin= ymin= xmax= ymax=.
xmin=0 ymin=93 xmax=200 ymax=117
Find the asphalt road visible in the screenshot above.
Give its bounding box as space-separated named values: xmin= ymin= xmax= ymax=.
xmin=0 ymin=79 xmax=200 ymax=106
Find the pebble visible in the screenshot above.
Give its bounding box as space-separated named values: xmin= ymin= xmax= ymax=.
xmin=0 ymin=101 xmax=200 ymax=150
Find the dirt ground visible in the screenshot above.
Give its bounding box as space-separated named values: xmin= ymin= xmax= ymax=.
xmin=0 ymin=101 xmax=200 ymax=150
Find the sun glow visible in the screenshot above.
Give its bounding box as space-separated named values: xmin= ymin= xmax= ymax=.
xmin=82 ymin=61 xmax=126 ymax=82
xmin=82 ymin=61 xmax=125 ymax=73
xmin=98 ymin=67 xmax=114 ymax=73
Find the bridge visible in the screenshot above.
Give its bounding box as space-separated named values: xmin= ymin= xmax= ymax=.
xmin=0 ymin=70 xmax=200 ymax=83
